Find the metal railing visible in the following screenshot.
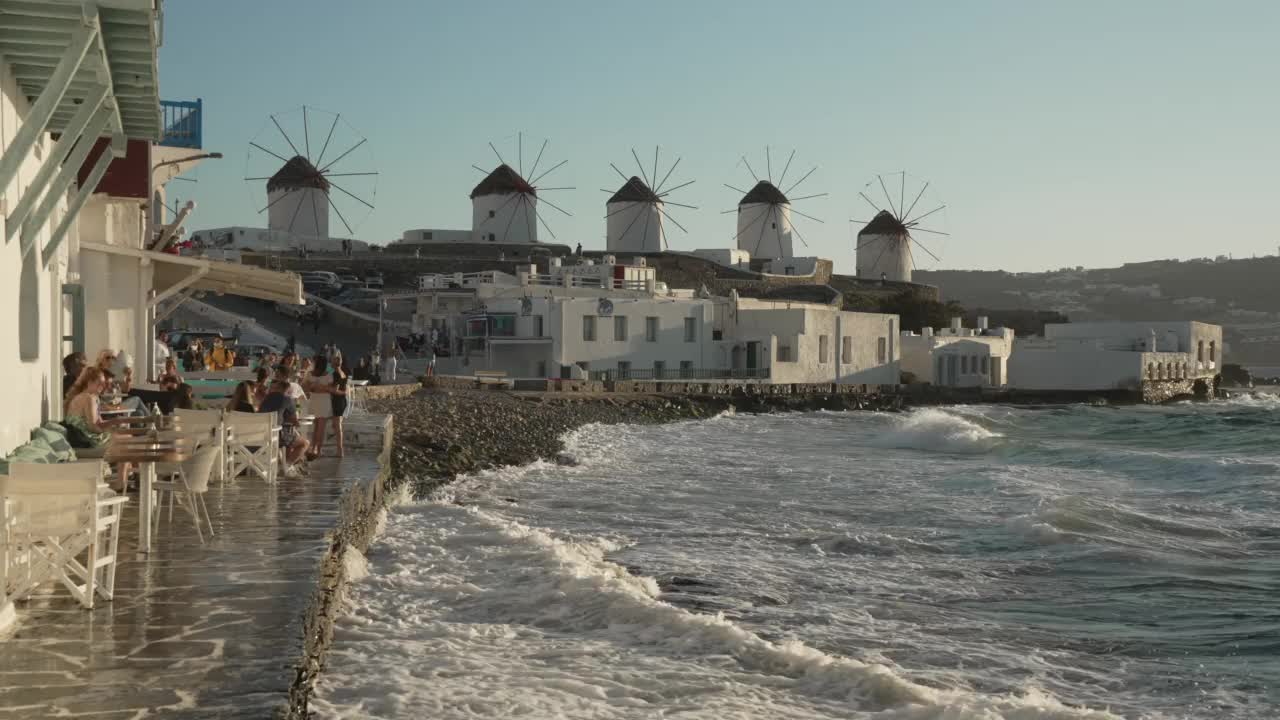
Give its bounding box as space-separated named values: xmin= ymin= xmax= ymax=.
xmin=589 ymin=367 xmax=770 ymax=382
xmin=159 ymin=99 xmax=202 ymax=148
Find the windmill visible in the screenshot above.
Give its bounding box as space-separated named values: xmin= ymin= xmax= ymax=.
xmin=603 ymin=146 xmax=696 ymax=253
xmin=724 ymin=148 xmax=826 ymax=260
xmin=470 ymin=133 xmax=572 ymax=244
xmin=244 ymin=106 xmax=378 ymax=248
xmin=851 ymin=172 xmax=948 ymax=283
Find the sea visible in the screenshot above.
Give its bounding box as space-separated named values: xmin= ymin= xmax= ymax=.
xmin=312 ymin=397 xmax=1279 ymax=719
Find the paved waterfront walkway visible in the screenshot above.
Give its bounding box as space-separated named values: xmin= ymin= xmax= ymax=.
xmin=0 ymin=451 xmax=381 ymax=720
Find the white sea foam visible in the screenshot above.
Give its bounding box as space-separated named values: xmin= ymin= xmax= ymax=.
xmin=870 ymin=409 xmax=1002 ymax=454
xmin=314 ymin=501 xmax=1120 ymax=719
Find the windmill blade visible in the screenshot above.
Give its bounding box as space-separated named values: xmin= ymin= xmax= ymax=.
xmin=766 ymin=147 xmax=772 ymax=183
xmin=724 ymin=183 xmax=748 ymax=195
xmin=911 ymin=236 xmax=941 ymax=262
xmin=532 ymin=204 xmax=558 ymax=240
xmin=854 ymin=237 xmax=883 ymax=252
xmin=605 ymin=202 xmax=638 ymax=219
xmin=319 ymin=137 xmax=367 ymax=173
xmin=790 ymin=207 xmax=824 ymax=224
xmin=308 ymin=190 xmax=322 ymax=238
xmin=741 ymin=155 xmax=759 ymax=182
xmin=478 ymin=193 xmax=522 ymax=227
xmin=870 ymin=237 xmax=890 ymax=276
xmin=250 ymin=141 xmax=291 ymax=165
xmin=472 ymin=164 xmax=491 ymax=174
xmin=323 ymin=171 xmax=379 ymax=178
xmin=784 ymin=166 xmax=817 ymax=196
xmin=788 ymin=192 xmax=828 ymax=202
xmin=536 ymin=194 xmax=573 ymax=217
xmin=790 ymin=214 xmax=810 ymax=248
xmin=257 ymin=188 xmax=296 ymax=214
xmin=656 ymin=179 xmax=695 ymax=197
xmin=905 ymin=238 xmax=917 ymax=271
xmin=654 ymin=156 xmax=681 ymax=194
xmin=858 ymin=192 xmax=884 ymax=215
xmin=533 ymin=186 xmax=574 ymax=192
xmin=528 ymin=138 xmax=549 ymax=181
xmin=271 ymin=114 xmax=303 ymax=159
xmin=530 ymin=159 xmax=567 ymax=186
xmin=502 ymin=194 xmax=522 ymax=241
xmin=489 ymin=141 xmax=506 ymax=166
xmin=776 ymin=149 xmax=796 ymax=189
xmin=907 ymin=226 xmax=950 ymax=236
xmin=327 ymin=193 xmax=355 ymax=236
xmin=905 ymin=204 xmax=946 ymax=225
xmin=315 ymin=113 xmax=340 ymax=167
xmin=652 ymin=146 xmax=659 ymax=195
xmin=732 ymin=206 xmax=770 ymax=241
xmin=244 ymin=176 xmax=275 ymax=181
xmin=303 ymin=106 xmax=311 ymax=160
xmin=899 ymin=172 xmax=905 ymax=224
xmin=518 ymin=131 xmax=523 ymax=177
xmin=902 ymin=180 xmax=930 ymax=220
xmin=328 ymin=179 xmax=375 ymax=210
xmin=286 ymin=187 xmax=307 ymax=233
xmin=522 ymin=190 xmax=536 ymax=242
xmin=753 ymin=204 xmax=773 ymax=257
xmin=877 ymin=175 xmax=898 ymax=218
xmin=614 ymin=198 xmax=648 ymax=242
xmin=657 ymin=205 xmax=688 ymax=234
xmin=661 ymin=200 xmax=698 ymax=210
xmin=640 ymin=201 xmax=653 ymax=248
xmin=630 ymin=148 xmax=651 ymax=187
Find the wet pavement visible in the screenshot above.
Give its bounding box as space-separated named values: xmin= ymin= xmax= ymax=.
xmin=0 ymin=451 xmax=383 ymax=719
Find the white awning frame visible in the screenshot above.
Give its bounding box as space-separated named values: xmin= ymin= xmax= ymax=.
xmin=81 ymin=241 xmax=305 ymax=305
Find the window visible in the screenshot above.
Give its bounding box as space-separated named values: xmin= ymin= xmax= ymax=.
xmin=617 ymin=361 xmax=631 ymax=376
xmin=582 ymin=315 xmax=596 ymax=342
xmin=1209 ymin=341 xmax=1216 ymax=362
xmin=819 ymin=335 xmax=830 ymax=363
xmin=532 ymin=315 xmax=544 ymax=337
xmin=876 ymin=337 xmax=887 ymax=364
xmin=654 ymin=360 xmax=666 ymax=378
xmin=1197 ymin=341 xmax=1204 ymax=362
xmin=488 ymin=210 xmax=496 ymax=218
xmin=423 ymin=231 xmax=433 ymax=240
xmin=771 ymin=222 xmax=777 ymax=229
xmin=488 ymin=233 xmax=496 ymax=242
xmin=488 ymin=314 xmax=516 ymax=337
xmin=842 ymin=336 xmax=853 ymax=363
xmin=614 ymin=315 xmax=628 ymax=341
xmin=777 ymin=345 xmax=793 ymax=362
xmin=645 ymin=316 xmax=659 ymax=342
xmin=680 ymin=360 xmax=693 ymax=378
xmin=684 ymin=317 xmax=696 ymax=342
xmin=980 ymin=356 xmax=989 ymax=375
xmin=535 ymin=360 xmax=546 ymax=377
xmin=712 ymin=329 xmax=723 ymax=340
xmin=960 ymin=355 xmax=968 ymax=374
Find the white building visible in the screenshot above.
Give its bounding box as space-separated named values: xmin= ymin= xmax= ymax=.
xmin=398 ymin=228 xmax=474 ymax=245
xmin=186 ymin=226 xmax=369 ymax=255
xmin=899 ymin=317 xmax=1015 ymax=387
xmin=471 ymin=164 xmax=538 ymax=244
xmin=413 ymin=257 xmax=900 ymax=385
xmin=266 ymin=155 xmax=328 ymax=241
xmin=0 ymin=1 xmax=302 ymax=459
xmin=736 ymin=181 xmax=793 ymax=260
xmin=1007 ymin=321 xmax=1223 ymax=392
xmin=856 ymin=210 xmax=912 ymax=282
xmin=606 ymin=176 xmax=664 ymax=253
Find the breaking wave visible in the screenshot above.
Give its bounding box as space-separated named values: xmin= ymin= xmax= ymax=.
xmin=870 ymin=409 xmax=1002 ymax=454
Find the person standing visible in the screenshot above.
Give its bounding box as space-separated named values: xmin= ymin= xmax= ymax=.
xmin=381 ymin=344 xmax=401 ymax=383
xmin=304 ymin=355 xmax=334 ymax=460
xmin=329 ymin=353 xmax=349 ymax=458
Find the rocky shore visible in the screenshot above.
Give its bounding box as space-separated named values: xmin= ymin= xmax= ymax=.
xmin=368 ymin=388 xmax=903 ymax=496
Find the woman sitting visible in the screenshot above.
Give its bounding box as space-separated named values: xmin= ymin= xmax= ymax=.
xmin=258 ymin=379 xmax=309 ymax=466
xmin=175 ymin=383 xmax=196 ymax=410
xmin=64 ymin=367 xmax=133 ymax=491
xmin=226 ymin=380 xmax=257 ymax=413
xmin=252 ymin=366 xmax=271 ymax=407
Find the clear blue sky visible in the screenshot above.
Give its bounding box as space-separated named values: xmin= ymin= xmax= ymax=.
xmin=159 ymin=0 xmax=1279 ymax=272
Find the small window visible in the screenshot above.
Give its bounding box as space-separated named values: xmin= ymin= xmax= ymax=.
xmin=614 ymin=315 xmax=628 ymax=341
xmin=645 ymin=316 xmax=659 ymax=342
xmin=654 ymin=360 xmax=666 ymax=378
xmin=842 ymin=336 xmax=853 ymax=363
xmin=582 ymin=315 xmax=596 ymax=342
xmin=488 ymin=233 xmax=496 ymax=242
xmin=1209 ymin=341 xmax=1216 ymax=362
xmin=532 ymin=315 xmax=544 ymax=337
xmin=684 ymin=317 xmax=696 ymax=342
xmin=535 ymin=360 xmax=546 ymax=377
xmin=771 ymin=222 xmax=777 ymax=229
xmin=980 ymin=356 xmax=989 ymax=374
xmin=712 ymin=329 xmax=723 ymax=341
xmin=819 ymin=335 xmax=829 ymax=363
xmin=877 ymin=337 xmax=887 ymax=364
xmin=488 ymin=210 xmax=496 ymax=218
xmin=777 ymin=345 xmax=793 ymax=362
xmin=1197 ymin=341 xmax=1204 ymax=362
xmin=617 ymin=361 xmax=631 ymax=375
xmin=576 ymin=361 xmax=590 ymax=372
xmin=423 ymin=231 xmax=433 ymax=240
xmin=680 ymin=360 xmax=693 ymax=378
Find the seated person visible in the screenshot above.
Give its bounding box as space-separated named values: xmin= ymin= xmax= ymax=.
xmin=62 ymin=351 xmax=87 ymax=397
xmin=258 ymin=379 xmax=309 ymax=465
xmin=273 ymin=364 xmax=307 ymax=403
xmin=64 ymin=367 xmax=134 ymax=491
xmin=175 ymin=383 xmax=196 ymax=410
xmin=205 ymin=338 xmax=236 ymax=371
xmin=226 ymin=380 xmax=257 ymax=413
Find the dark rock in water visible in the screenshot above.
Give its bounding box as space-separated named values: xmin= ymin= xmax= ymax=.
xmin=501 ymin=497 xmax=518 ymax=504
xmin=554 ymin=453 xmax=578 ymax=466
xmin=660 ymin=575 xmax=716 ymax=593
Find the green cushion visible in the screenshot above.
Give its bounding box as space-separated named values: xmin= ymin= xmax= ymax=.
xmin=40 ymin=421 xmax=69 ymax=439
xmin=31 ymin=426 xmax=77 ymax=462
xmin=9 ymin=441 xmax=56 ymax=464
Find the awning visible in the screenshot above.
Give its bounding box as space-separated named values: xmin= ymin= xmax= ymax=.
xmin=81 ymin=241 xmax=304 ymax=305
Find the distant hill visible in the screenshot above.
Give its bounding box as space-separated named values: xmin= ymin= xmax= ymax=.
xmin=916 ymin=256 xmax=1280 ymax=364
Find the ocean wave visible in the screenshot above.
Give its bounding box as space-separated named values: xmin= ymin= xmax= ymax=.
xmin=789 ymin=531 xmax=946 ymax=557
xmin=869 ymin=409 xmax=1002 ymax=455
xmin=317 ymin=502 xmax=1120 ymax=720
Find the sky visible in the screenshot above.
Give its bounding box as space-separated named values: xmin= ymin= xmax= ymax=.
xmin=158 ymin=0 xmax=1279 ymax=273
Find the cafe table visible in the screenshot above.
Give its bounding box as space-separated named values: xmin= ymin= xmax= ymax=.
xmin=106 ymin=418 xmax=190 ymax=553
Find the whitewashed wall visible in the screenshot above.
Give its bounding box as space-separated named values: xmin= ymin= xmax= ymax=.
xmin=552 ymin=296 xmax=720 ymax=374
xmin=732 ymin=301 xmax=899 ymax=385
xmin=400 ymin=228 xmax=474 ymax=244
xmin=736 ymin=202 xmax=792 ymax=259
xmin=856 ymin=233 xmax=912 ymax=282
xmin=267 ymin=186 xmax=329 ymax=240
xmin=606 ymin=201 xmax=664 ymax=253
xmin=900 ymin=331 xmax=1014 ymax=386
xmin=1043 ymin=321 xmax=1223 ymax=375
xmin=472 ymin=192 xmax=537 ymax=244
xmin=0 ymin=62 xmax=68 ymax=453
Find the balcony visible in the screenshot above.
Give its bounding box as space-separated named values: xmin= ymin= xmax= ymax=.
xmin=159 ymin=99 xmax=202 ymax=149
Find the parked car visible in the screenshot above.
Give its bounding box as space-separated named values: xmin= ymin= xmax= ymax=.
xmin=333 ymin=288 xmax=382 ymax=313
xmin=275 ymin=301 xmax=319 ymax=319
xmin=337 ymin=273 xmax=363 ymax=288
xmin=364 ymin=270 xmax=384 ymax=289
xmin=300 ymin=271 xmax=342 ymax=296
xmin=165 ymin=329 xmax=227 ymax=352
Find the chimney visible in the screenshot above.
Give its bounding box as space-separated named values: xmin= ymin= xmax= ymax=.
xmin=977 ymin=316 xmax=989 ymax=331
xmin=950 ymin=317 xmax=962 ymax=333
xmin=923 ymin=327 xmax=934 ymax=338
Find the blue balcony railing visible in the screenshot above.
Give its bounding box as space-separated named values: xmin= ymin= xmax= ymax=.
xmin=158 ymin=99 xmax=202 ymax=149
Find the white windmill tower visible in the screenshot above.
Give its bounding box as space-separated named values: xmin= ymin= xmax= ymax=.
xmin=725 ymin=149 xmax=825 ymax=260
xmin=851 ymin=172 xmax=948 ymax=283
xmin=470 ymin=134 xmax=572 ymax=244
xmin=245 ymin=107 xmax=378 ymax=246
xmin=604 ymin=147 xmax=696 ymax=253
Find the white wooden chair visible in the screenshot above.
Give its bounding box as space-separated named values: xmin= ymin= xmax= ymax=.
xmin=153 ymin=446 xmax=220 ymax=544
xmin=225 ymin=411 xmax=279 ymax=484
xmin=175 ymin=409 xmax=229 ymax=483
xmin=0 ymin=462 xmax=128 ymax=609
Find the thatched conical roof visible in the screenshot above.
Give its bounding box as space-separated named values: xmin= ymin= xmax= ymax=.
xmin=858 ymin=209 xmax=909 ymax=236
xmin=608 ymin=176 xmax=660 ymax=204
xmin=267 ymin=155 xmax=329 ymax=193
xmin=470 ymin=163 xmax=535 ymax=199
xmin=738 ymin=180 xmax=788 ymax=206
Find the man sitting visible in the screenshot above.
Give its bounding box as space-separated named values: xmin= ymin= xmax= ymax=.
xmin=259 ymin=378 xmax=309 ymax=467
xmin=205 ymin=338 xmax=236 ymax=370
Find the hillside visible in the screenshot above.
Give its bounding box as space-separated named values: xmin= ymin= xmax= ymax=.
xmin=916 ymin=256 xmax=1280 ymax=363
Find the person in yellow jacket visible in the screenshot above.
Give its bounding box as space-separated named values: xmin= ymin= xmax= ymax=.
xmin=205 ymin=337 xmax=236 ymax=371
